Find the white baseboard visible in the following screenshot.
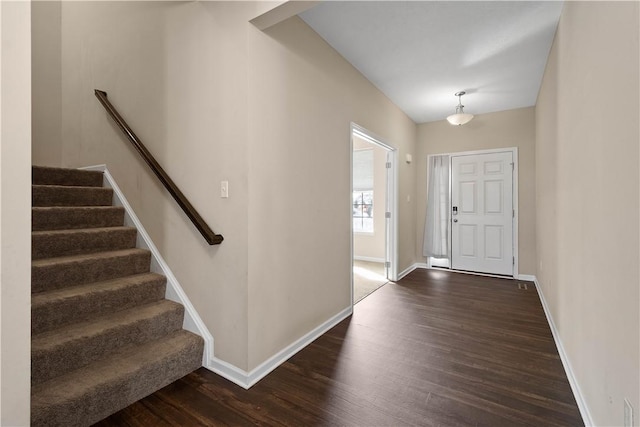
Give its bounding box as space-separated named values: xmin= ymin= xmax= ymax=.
xmin=353 ymin=256 xmax=385 ymax=263
xmin=80 ymin=165 xmax=215 ymax=366
xmin=207 ymin=306 xmax=352 ymax=389
xmin=532 ymin=276 xmax=594 ymax=426
xmin=516 ymin=274 xmax=536 ymax=282
xmin=398 ymin=263 xmax=421 ymax=280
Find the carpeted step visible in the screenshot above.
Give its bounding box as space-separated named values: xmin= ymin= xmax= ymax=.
xmin=32 ymin=226 xmax=137 ymax=260
xmin=32 ymin=273 xmax=166 ymax=335
xmin=32 ymin=248 xmax=152 ymax=293
xmin=31 ymin=330 xmax=204 ymax=427
xmin=32 ymin=166 xmax=103 ymax=187
xmin=32 ymin=206 xmax=125 ymax=231
xmin=33 ymin=185 xmax=113 ymax=207
xmin=32 ymin=300 xmax=185 ymax=386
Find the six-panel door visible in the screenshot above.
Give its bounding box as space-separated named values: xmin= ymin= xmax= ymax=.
xmin=451 ymin=152 xmax=513 ymax=276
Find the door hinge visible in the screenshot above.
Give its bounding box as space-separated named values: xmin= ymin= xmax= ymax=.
xmin=511 ymin=162 xmax=514 ymax=171
xmin=385 ymin=212 xmax=391 ymax=219
xmin=386 ymin=162 xmax=391 ymax=169
xmin=513 ymin=209 xmax=515 ymax=218
xmin=513 ymin=256 xmax=515 ymax=265
xmin=385 ymin=261 xmax=391 ymax=268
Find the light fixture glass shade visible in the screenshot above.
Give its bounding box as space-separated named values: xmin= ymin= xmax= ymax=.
xmin=447 ymin=113 xmax=474 ymax=126
xmin=447 ymin=91 xmax=474 ymax=126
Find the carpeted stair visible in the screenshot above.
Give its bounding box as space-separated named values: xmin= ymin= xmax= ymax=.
xmin=31 ymin=166 xmax=204 ymax=427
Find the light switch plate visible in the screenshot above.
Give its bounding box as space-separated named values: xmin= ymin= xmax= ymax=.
xmin=220 ymin=181 xmax=229 ymax=198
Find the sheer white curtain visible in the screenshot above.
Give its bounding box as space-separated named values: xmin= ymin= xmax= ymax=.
xmin=423 ymin=155 xmax=450 ymax=258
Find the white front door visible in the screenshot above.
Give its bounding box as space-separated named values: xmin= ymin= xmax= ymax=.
xmin=451 ymin=152 xmax=513 ymax=275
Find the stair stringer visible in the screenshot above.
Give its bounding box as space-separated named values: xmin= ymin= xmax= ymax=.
xmin=80 ymin=164 xmax=214 ymax=366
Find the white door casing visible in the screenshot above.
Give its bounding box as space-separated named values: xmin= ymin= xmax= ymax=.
xmin=384 ymin=150 xmax=393 ymax=279
xmin=451 ymin=151 xmax=514 ymax=276
xmin=350 ymin=123 xmax=398 ymax=308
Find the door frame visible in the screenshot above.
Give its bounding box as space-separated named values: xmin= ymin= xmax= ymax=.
xmin=350 ymin=123 xmax=398 ymax=306
xmin=427 ymin=147 xmax=519 ymax=278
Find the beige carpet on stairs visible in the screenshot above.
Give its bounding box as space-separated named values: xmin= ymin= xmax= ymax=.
xmin=353 ymin=260 xmax=388 ymax=304
xmin=30 ymin=165 xmax=204 ymax=427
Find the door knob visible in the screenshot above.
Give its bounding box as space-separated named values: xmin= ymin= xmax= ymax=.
xmin=453 ymin=219 xmax=458 ymax=223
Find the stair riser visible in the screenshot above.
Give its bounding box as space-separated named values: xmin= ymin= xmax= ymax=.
xmin=32 ymin=186 xmax=113 ymax=207
xmin=32 ymin=276 xmax=166 ymax=335
xmin=31 ymin=334 xmax=204 ymax=427
xmin=32 ymin=207 xmax=125 ymax=231
xmin=32 ymin=252 xmax=151 ymax=293
xmin=32 ymin=228 xmax=137 ymax=260
xmin=32 ymin=305 xmax=185 ymax=386
xmin=32 ymin=166 xmax=103 ymax=187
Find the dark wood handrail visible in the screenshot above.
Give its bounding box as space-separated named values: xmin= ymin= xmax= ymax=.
xmin=94 ymin=89 xmax=223 ymax=245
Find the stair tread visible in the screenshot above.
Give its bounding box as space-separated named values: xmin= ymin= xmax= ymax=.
xmin=32 ymin=184 xmax=111 ymax=190
xmin=32 ymin=299 xmax=182 ymax=351
xmin=31 ymin=273 xmax=167 ymax=335
xmin=32 ymin=206 xmax=125 ymax=231
xmin=32 ymin=248 xmax=152 ymax=294
xmin=32 ymin=226 xmax=135 ymax=237
xmin=32 ymin=166 xmax=103 ymax=187
xmin=32 ymin=185 xmax=113 ymax=207
xmin=31 ymin=330 xmax=202 ymax=399
xmin=32 ymin=248 xmax=149 ymax=267
xmin=32 ymin=226 xmax=138 ymax=260
xmin=32 ymin=272 xmax=165 ymax=307
xmin=32 ymin=206 xmax=122 ymax=211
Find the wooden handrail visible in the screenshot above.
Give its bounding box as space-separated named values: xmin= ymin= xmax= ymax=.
xmin=94 ymin=89 xmax=223 ymax=245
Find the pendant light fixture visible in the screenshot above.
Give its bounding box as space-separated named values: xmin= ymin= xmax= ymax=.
xmin=446 ymin=91 xmax=474 ymax=126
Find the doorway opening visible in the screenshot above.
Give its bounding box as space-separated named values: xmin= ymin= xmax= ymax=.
xmin=425 ymin=148 xmax=518 ymax=278
xmin=350 ymin=123 xmax=397 ymax=305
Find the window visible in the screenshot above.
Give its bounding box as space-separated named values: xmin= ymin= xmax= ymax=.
xmin=353 ymin=190 xmax=374 ymax=232
xmin=353 ymin=149 xmax=374 ymax=233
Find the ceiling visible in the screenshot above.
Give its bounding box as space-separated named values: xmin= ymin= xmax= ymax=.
xmin=299 ymin=1 xmax=563 ymax=124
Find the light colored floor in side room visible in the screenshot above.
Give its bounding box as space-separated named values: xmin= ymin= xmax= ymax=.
xmin=353 ymin=260 xmax=388 ymax=304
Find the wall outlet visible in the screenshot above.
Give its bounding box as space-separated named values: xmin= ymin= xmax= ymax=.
xmin=624 ymin=399 xmax=634 ymax=427
xmin=220 ymin=181 xmax=229 ymax=198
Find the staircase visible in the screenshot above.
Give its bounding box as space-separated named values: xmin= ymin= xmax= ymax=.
xmin=31 ymin=166 xmax=204 ymax=426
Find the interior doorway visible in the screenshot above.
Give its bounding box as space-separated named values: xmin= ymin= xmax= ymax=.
xmin=350 ymin=123 xmax=397 ymax=304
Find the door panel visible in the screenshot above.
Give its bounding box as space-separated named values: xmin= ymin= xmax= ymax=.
xmin=460 ymin=181 xmax=477 ymax=213
xmin=484 ymin=225 xmax=503 ymax=259
xmin=484 ymin=180 xmax=503 ymax=213
xmin=459 ymin=224 xmax=477 ymax=257
xmin=451 ymin=152 xmax=513 ymax=275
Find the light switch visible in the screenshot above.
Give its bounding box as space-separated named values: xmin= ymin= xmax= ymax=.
xmin=220 ymin=181 xmax=229 ymax=198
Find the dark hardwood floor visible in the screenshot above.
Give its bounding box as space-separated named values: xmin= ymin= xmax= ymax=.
xmin=95 ymin=269 xmax=583 ymax=426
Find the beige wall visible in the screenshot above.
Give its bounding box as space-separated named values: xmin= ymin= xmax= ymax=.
xmin=57 ymin=1 xmax=254 ymax=369
xmin=0 ymin=1 xmax=32 ymax=425
xmin=32 ymin=1 xmax=61 ymax=167
xmin=41 ymin=2 xmax=417 ymax=373
xmin=353 ymin=135 xmax=387 ymax=261
xmin=416 ymin=107 xmax=536 ymax=275
xmin=536 ymin=2 xmax=639 ymax=425
xmin=247 ymin=16 xmax=416 ymax=369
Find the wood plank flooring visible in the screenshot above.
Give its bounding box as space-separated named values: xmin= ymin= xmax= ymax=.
xmin=95 ymin=269 xmax=583 ymax=426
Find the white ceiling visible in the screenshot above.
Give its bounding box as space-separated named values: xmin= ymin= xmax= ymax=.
xmin=300 ymin=1 xmax=563 ymax=124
